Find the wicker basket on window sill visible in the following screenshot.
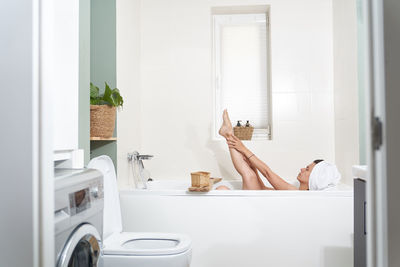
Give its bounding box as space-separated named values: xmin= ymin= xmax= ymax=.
xmin=234 ymin=126 xmax=254 ymax=140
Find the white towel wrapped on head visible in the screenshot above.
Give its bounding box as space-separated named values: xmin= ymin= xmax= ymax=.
xmin=309 ymin=161 xmax=341 ymax=190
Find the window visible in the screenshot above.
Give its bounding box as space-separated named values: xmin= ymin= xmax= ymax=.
xmin=213 ymin=8 xmax=271 ymax=140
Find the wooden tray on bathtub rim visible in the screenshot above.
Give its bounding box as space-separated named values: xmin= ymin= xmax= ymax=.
xmin=188 ymin=177 xmax=222 ymax=192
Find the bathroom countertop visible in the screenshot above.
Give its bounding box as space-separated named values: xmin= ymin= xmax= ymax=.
xmin=352 ymin=165 xmax=368 ymax=181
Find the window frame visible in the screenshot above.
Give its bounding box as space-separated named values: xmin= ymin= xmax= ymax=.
xmin=212 ymin=6 xmax=272 ymax=141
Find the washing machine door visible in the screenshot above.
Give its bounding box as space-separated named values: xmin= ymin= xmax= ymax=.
xmin=57 ymin=223 xmax=101 ymax=267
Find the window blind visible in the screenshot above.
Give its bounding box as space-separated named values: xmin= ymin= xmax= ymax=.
xmin=214 ymin=13 xmax=269 ymax=133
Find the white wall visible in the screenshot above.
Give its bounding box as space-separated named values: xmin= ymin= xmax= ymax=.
xmin=117 ymin=0 xmax=337 ymax=186
xmin=116 ymin=0 xmax=143 ymax=188
xmin=332 ymin=0 xmax=359 ymax=184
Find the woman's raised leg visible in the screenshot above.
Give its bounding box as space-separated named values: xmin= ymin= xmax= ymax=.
xmin=219 ymin=110 xmax=263 ymax=190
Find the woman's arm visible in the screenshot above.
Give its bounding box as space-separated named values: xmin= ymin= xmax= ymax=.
xmin=227 ymin=135 xmax=297 ymax=190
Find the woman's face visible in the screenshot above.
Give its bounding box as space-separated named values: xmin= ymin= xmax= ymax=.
xmin=297 ymin=162 xmax=316 ymax=184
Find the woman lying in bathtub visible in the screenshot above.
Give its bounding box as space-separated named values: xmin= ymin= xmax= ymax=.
xmin=217 ymin=110 xmax=341 ymax=191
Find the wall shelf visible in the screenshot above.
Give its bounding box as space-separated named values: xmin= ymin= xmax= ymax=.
xmin=90 ymin=137 xmax=117 ymax=141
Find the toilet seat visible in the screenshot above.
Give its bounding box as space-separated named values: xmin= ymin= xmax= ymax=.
xmin=103 ymin=232 xmax=192 ymax=256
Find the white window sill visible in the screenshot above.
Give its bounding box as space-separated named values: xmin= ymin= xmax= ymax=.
xmin=213 ymin=128 xmax=271 ymax=141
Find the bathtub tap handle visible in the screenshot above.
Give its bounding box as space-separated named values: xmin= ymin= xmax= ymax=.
xmin=138 ymin=154 xmax=154 ymax=160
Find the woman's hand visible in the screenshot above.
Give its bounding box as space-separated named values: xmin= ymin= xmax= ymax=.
xmin=227 ymin=135 xmax=247 ymax=154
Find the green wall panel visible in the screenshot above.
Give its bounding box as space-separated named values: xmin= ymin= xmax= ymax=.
xmin=90 ymin=0 xmax=117 ymax=169
xmin=90 ymin=0 xmax=116 ymax=90
xmin=90 ymin=141 xmax=117 ymax=167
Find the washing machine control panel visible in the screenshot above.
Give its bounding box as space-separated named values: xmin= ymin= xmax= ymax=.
xmin=68 ymin=180 xmax=103 ymax=215
xmin=69 ymin=187 xmax=91 ymax=215
xmin=54 ymin=169 xmax=104 ymax=233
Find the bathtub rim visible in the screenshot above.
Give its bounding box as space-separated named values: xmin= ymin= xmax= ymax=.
xmin=119 ymin=179 xmax=353 ymax=197
xmin=119 ymin=188 xmax=353 ymax=197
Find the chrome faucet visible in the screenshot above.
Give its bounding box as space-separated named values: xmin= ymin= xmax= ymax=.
xmin=127 ymin=151 xmax=153 ymax=189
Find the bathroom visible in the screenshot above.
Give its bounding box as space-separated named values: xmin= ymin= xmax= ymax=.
xmin=115 ymin=1 xmax=358 ymax=266
xmin=1 ymin=0 xmax=400 ymax=267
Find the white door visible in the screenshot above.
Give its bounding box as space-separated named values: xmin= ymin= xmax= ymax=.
xmin=0 ymin=0 xmax=54 ymax=267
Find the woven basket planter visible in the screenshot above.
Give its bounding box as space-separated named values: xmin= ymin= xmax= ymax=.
xmin=90 ymin=105 xmax=116 ymax=138
xmin=234 ymin=126 xmax=254 ymax=140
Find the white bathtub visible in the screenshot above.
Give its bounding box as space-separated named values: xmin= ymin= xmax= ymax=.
xmin=119 ymin=180 xmax=354 ymax=267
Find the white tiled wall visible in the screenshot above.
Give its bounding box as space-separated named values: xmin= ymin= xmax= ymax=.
xmin=117 ymin=0 xmax=357 ymax=186
xmin=332 ymin=0 xmax=359 ymax=184
xmin=116 ymin=0 xmax=142 ymax=188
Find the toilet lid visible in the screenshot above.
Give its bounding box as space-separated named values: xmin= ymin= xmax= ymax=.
xmin=123 ymin=239 xmax=179 ymax=250
xmin=103 ymin=232 xmax=192 ymax=256
xmin=87 ymin=156 xmax=122 ymax=239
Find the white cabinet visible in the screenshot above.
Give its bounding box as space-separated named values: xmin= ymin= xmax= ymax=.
xmin=41 ymin=0 xmax=81 ymax=163
xmin=53 ymin=0 xmax=79 ymax=152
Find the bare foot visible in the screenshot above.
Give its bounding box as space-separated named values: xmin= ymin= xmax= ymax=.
xmin=218 ymin=109 xmax=233 ymax=138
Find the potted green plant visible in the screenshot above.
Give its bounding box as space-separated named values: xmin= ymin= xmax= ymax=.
xmin=90 ymin=82 xmax=124 ymax=138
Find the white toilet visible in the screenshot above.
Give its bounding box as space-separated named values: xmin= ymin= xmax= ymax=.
xmin=88 ymin=156 xmax=192 ymax=267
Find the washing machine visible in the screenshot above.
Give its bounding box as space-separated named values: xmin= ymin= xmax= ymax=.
xmin=54 ymin=168 xmax=104 ymax=267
